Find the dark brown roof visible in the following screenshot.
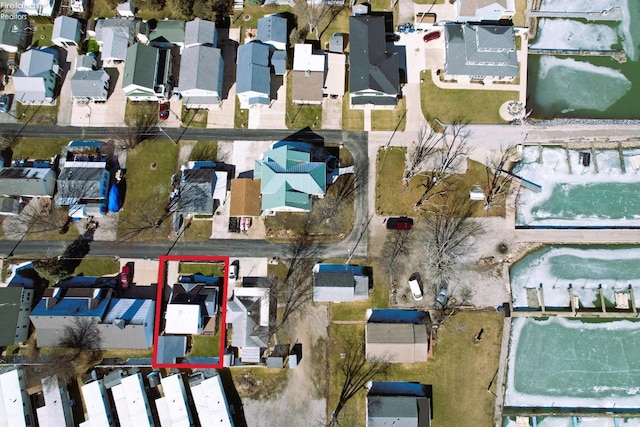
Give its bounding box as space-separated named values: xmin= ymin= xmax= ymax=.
xmin=230 ymin=178 xmax=261 ymax=217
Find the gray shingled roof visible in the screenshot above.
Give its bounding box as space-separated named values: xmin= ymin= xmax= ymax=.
xmin=184 ymin=18 xmax=216 ymax=47
xmin=52 ymin=16 xmax=80 ymax=43
xmin=444 ymin=23 xmax=517 ymax=77
xmin=0 ymin=167 xmax=55 ymax=197
xmin=95 ymin=18 xmax=135 ymax=42
xmin=257 ymin=14 xmax=288 ymax=46
xmin=179 ymin=45 xmax=222 ymax=95
xmin=236 ymin=42 xmax=270 ymax=96
xmin=348 ymin=15 xmax=399 ymax=97
xmin=15 ymin=49 xmax=55 ymax=77
xmin=71 ymin=69 xmax=110 ymax=99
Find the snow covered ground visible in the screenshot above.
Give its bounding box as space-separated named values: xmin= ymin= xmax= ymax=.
xmin=505 ymin=317 xmax=640 ymax=409
xmin=510 ymin=245 xmax=640 ymax=308
xmin=515 ymin=146 xmax=640 ymax=227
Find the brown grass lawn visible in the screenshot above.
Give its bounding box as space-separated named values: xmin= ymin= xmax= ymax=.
xmin=376 ymin=147 xmax=506 ymax=217
xmin=12 ymin=138 xmax=69 ymax=158
xmin=370 ymin=97 xmax=406 ymax=132
xmin=513 ymin=0 xmax=527 ymax=27
xmin=17 ymin=104 xmax=59 ymax=125
xmin=342 ymin=95 xmax=364 ymax=131
xmin=327 ymin=311 xmax=504 ymax=427
xmin=420 ymin=71 xmax=518 ymax=125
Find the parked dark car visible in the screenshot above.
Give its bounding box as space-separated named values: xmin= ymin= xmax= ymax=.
xmin=159 ymin=103 xmax=170 ymax=120
xmin=120 ymin=264 xmax=132 ymax=289
xmin=386 ymin=217 xmax=413 ymax=230
xmin=423 ymin=31 xmax=441 ymax=42
xmin=386 ymin=33 xmax=401 ymax=42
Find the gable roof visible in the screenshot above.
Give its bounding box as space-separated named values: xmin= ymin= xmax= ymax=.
xmin=349 ymin=15 xmax=399 ymax=97
xmin=102 ymin=28 xmax=130 ymax=61
xmin=0 ymin=17 xmax=27 ymax=49
xmin=257 ymin=14 xmax=288 ymax=46
xmin=230 ymin=178 xmax=261 ymax=217
xmin=95 ymin=18 xmax=135 ymax=42
xmin=0 ymin=167 xmax=55 ymax=197
xmin=226 ymin=287 xmax=270 ymax=354
xmin=367 ymin=382 xmax=432 ymax=427
xmin=444 ymin=23 xmax=518 ymax=77
xmin=57 ymin=167 xmax=109 ymax=202
xmin=151 ymin=19 xmax=185 ymax=45
xmin=15 ymin=49 xmax=56 ymax=77
xmin=236 ymin=42 xmax=271 ymax=96
xmin=253 ymin=143 xmax=326 ymax=212
xmin=172 ymin=168 xmax=227 ymax=215
xmin=179 ymin=45 xmax=222 ymax=94
xmin=71 ymin=69 xmax=110 ymax=98
xmin=184 ymin=18 xmax=216 ymax=47
xmin=122 ymin=43 xmax=157 ymax=89
xmin=52 ymin=16 xmax=80 ymax=42
xmin=0 ymin=288 xmax=23 ymax=346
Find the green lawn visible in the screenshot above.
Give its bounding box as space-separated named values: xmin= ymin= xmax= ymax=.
xmin=182 ymin=108 xmax=207 ymax=128
xmin=376 ymin=147 xmax=503 ymax=217
xmin=370 ymin=97 xmax=407 ymax=132
xmin=124 ymin=101 xmax=157 ymax=127
xmin=234 ymin=98 xmax=248 ymax=129
xmin=29 ymin=20 xmax=53 ymax=48
xmin=73 ymin=257 xmax=120 ymax=277
xmin=179 ymin=262 xmax=224 ymax=277
xmin=191 ymin=333 xmax=221 ymax=358
xmin=189 ymin=141 xmax=218 ymax=161
xmin=342 ymin=95 xmax=364 ymax=131
xmin=327 ymin=312 xmax=504 ymax=427
xmin=181 ymin=220 xmax=212 ymax=241
xmin=420 ymin=71 xmax=518 ymax=125
xmin=285 ymin=71 xmax=323 ymax=130
xmin=117 ymin=140 xmax=179 ymax=241
xmin=17 ymin=104 xmax=59 ymax=125
xmin=11 ymin=138 xmax=69 ymax=158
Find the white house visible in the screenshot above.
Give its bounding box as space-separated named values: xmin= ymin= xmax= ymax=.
xmin=155 ymin=373 xmax=193 ymax=426
xmin=189 ymin=372 xmax=234 ymax=427
xmin=36 ymin=376 xmax=74 ymax=427
xmin=0 ymin=368 xmax=32 ymax=427
xmin=165 ymin=303 xmax=203 ymax=335
xmin=111 ymin=373 xmax=153 ymax=427
xmin=456 ymin=0 xmax=516 ymax=22
xmin=80 ymin=380 xmax=115 ymax=427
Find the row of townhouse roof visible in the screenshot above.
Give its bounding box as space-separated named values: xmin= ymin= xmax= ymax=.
xmin=0 ymin=366 xmax=234 ymax=427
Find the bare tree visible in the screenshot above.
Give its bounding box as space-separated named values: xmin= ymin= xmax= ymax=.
xmin=421 ymin=196 xmax=484 ymax=295
xmin=483 ymin=146 xmax=516 ymax=212
xmin=379 ymin=229 xmax=414 ymax=279
xmin=311 ymin=163 xmax=366 ymax=226
xmin=404 ymin=123 xmax=444 ymax=182
xmin=329 ymin=336 xmax=389 ymax=426
xmin=4 ymin=199 xmax=71 ymax=238
xmin=118 ymin=188 xmax=172 ymax=241
xmin=294 ymin=0 xmax=327 ymax=40
xmin=112 ymin=103 xmax=160 ymax=150
xmin=413 ymin=120 xmax=473 ymax=209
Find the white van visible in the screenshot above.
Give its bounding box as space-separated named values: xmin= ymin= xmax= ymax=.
xmin=408 ymin=279 xmax=423 ymax=301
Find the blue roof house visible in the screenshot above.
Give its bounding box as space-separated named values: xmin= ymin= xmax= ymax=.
xmin=257 ymin=14 xmax=288 ymax=51
xmin=366 ymin=382 xmax=433 ymax=427
xmin=254 ymin=142 xmax=326 ymax=213
xmin=236 ymin=42 xmax=271 ymax=109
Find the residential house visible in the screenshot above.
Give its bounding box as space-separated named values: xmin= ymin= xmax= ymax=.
xmin=456 ymin=0 xmax=515 ymax=22
xmin=13 ymin=48 xmax=59 ymax=105
xmin=0 ymin=367 xmax=33 ymax=427
xmin=312 ymin=263 xmax=369 ymax=302
xmin=229 ymin=178 xmax=261 ymax=218
xmin=179 ymin=45 xmax=224 ymax=108
xmin=189 ymin=371 xmax=234 ymax=427
xmin=172 ymin=161 xmax=228 ymax=215
xmin=443 ymin=23 xmax=518 ymax=83
xmin=0 ymin=167 xmax=56 ymax=198
xmin=111 ymin=373 xmax=154 ymax=427
xmin=116 ymin=0 xmax=135 ymax=17
xmin=164 ymin=279 xmax=220 ymax=335
xmin=0 ymin=16 xmax=29 ymax=52
xmin=35 ymin=376 xmax=74 ymax=427
xmin=349 ymin=15 xmax=400 ymax=108
xmin=56 ymin=141 xmax=110 ymax=218
xmin=149 ymin=19 xmax=185 ymax=49
xmin=184 ymin=18 xmax=217 ymax=48
xmin=226 ymin=286 xmax=270 ymax=363
xmin=365 ymin=309 xmax=430 ymax=363
xmin=156 ymin=335 xmax=187 ymax=364
xmin=236 ymin=42 xmax=271 ymax=108
xmin=324 ymin=52 xmax=346 ymax=98
xmin=94 ymin=18 xmax=137 ymax=63
xmin=366 ymin=381 xmax=433 ymax=427
xmin=29 ymin=287 xmax=156 ymax=349
xmin=70 ymin=55 xmax=110 ymax=102
xmin=155 ymin=373 xmax=193 ymax=426
xmin=257 ymin=14 xmax=288 ymax=51
xmin=52 ymin=16 xmax=81 ymax=47
xmin=253 ymin=142 xmax=326 ymax=213
xmin=122 ymin=43 xmax=173 ymax=101
xmin=80 ymin=380 xmax=115 ymax=427
xmin=292 ymin=43 xmax=325 ymax=105
xmin=0 ymin=286 xmax=33 ymax=346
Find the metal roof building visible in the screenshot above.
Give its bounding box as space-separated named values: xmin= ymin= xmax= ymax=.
xmin=189 ymin=372 xmax=234 ymax=427
xmin=111 ymin=373 xmax=153 ymax=427
xmin=0 ymin=367 xmax=32 ymax=427
xmin=155 ymin=373 xmax=193 ymax=427
xmin=36 ymin=376 xmax=74 ymax=427
xmin=80 ymin=380 xmax=115 ymax=427
xmin=367 ymin=381 xmax=432 ymax=427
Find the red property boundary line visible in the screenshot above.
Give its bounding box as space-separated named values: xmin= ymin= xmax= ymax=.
xmin=153 ymin=255 xmax=229 ymax=369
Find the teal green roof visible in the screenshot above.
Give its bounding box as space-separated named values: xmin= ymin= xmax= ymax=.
xmin=122 ymin=44 xmax=157 ymax=90
xmin=255 ymin=143 xmax=326 ymax=211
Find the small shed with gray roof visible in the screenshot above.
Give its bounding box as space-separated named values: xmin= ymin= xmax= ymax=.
xmin=184 ymin=18 xmax=217 ymax=48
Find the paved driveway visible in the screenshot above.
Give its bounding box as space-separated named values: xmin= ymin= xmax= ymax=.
xmin=71 ymin=63 xmax=127 ymax=127
xmin=321 ymin=97 xmax=342 ymax=129
xmin=57 ymin=47 xmax=76 ymax=125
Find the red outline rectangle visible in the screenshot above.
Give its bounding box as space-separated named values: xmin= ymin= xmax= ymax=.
xmin=153 ymin=255 xmax=229 ymax=369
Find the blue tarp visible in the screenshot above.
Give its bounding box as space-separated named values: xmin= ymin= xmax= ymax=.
xmin=108 ymin=183 xmax=121 ymax=212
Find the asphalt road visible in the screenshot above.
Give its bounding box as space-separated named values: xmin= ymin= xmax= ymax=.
xmin=0 ymin=125 xmax=370 ymax=260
